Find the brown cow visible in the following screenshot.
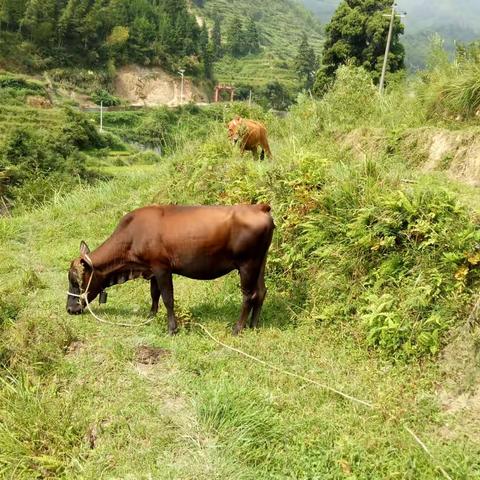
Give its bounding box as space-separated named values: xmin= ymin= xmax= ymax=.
xmin=227 ymin=116 xmax=272 ymax=160
xmin=66 ymin=204 xmax=274 ymax=335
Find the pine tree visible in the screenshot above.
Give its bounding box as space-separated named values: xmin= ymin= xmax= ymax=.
xmin=245 ymin=17 xmax=260 ymax=54
xmin=199 ymin=22 xmax=209 ymax=55
xmin=294 ymin=33 xmax=317 ymax=88
xmin=211 ymin=14 xmax=222 ymax=59
xmin=1 ymin=0 xmax=28 ymax=31
xmin=0 ymin=0 xmax=207 ymax=72
xmin=203 ymin=41 xmax=215 ymax=79
xmin=226 ymin=16 xmax=245 ymax=57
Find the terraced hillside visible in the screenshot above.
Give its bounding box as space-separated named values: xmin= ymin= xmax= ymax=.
xmin=0 ymin=105 xmax=67 ymax=143
xmin=195 ymin=0 xmax=323 ymax=88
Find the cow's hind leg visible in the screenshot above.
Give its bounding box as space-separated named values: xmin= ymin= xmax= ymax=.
xmin=154 ymin=270 xmax=177 ymax=335
xmin=148 ymin=277 xmax=160 ymax=317
xmin=249 ymin=257 xmax=267 ymax=329
xmin=233 ymin=262 xmax=263 ymax=335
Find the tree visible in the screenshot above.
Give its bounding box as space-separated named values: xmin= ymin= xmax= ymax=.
xmin=316 ymin=0 xmax=405 ymax=93
xmin=261 ymin=81 xmax=292 ymax=110
xmin=211 ymin=14 xmax=222 ymax=59
xmin=203 ymin=41 xmax=215 ymax=80
xmin=0 ymin=0 xmax=208 ymax=74
xmin=226 ymin=16 xmax=245 ymax=57
xmin=245 ymin=17 xmax=260 ymax=54
xmin=294 ymin=33 xmax=317 ymax=89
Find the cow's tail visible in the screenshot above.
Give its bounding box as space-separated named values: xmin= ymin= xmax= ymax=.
xmin=263 ymin=140 xmax=273 ymax=160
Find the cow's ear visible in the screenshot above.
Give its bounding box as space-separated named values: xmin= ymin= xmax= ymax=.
xmin=80 ymin=255 xmax=93 ymax=270
xmin=80 ymin=241 xmax=90 ymax=256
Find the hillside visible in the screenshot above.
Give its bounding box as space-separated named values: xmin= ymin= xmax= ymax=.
xmin=194 ymin=0 xmax=323 ymax=88
xmin=2 ymin=86 xmax=480 ymax=477
xmin=3 ymin=14 xmax=480 ymax=478
xmin=301 ymin=0 xmax=480 ymax=68
xmin=0 ymin=1 xmax=211 ymax=83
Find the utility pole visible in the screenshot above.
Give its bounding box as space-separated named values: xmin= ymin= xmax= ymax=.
xmin=178 ymin=69 xmax=185 ymax=105
xmin=100 ymin=101 xmax=103 ymax=132
xmin=379 ymin=2 xmax=406 ymax=95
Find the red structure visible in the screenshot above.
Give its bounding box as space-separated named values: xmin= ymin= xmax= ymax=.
xmin=214 ymin=84 xmax=235 ymax=102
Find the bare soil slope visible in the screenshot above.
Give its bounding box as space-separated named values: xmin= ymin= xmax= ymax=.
xmin=114 ymin=65 xmax=208 ymax=107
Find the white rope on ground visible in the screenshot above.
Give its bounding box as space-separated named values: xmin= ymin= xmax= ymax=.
xmin=404 ymin=427 xmax=453 ymax=480
xmin=192 ymin=322 xmax=373 ymax=408
xmin=84 ymin=300 xmax=155 ymax=327
xmin=68 ymin=290 xmax=155 ymax=327
xmin=192 ymin=321 xmax=453 ymax=480
xmin=68 ymin=263 xmax=453 ymax=480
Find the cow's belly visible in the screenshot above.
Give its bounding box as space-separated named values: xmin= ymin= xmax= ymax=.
xmin=172 ymin=256 xmax=237 ymax=280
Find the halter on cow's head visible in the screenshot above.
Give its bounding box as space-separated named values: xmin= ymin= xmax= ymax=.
xmin=66 ymin=241 xmax=103 ymax=314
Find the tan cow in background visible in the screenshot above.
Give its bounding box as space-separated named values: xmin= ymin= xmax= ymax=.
xmin=227 ymin=116 xmax=272 ymax=160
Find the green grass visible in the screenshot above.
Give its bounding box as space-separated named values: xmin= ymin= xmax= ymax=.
xmin=1 ymin=130 xmax=480 ymax=478
xmin=3 ymin=63 xmax=480 ymax=477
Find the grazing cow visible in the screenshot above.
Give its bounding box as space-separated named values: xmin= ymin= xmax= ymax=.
xmin=227 ymin=116 xmax=272 ymax=160
xmin=66 ymin=204 xmax=274 ymax=335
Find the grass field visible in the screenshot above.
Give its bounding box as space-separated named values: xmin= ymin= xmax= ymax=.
xmin=1 ymin=116 xmax=480 ymax=478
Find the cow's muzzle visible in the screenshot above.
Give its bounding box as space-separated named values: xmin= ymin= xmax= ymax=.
xmin=67 ymin=305 xmax=84 ymax=315
xmin=66 ymin=297 xmax=85 ymax=315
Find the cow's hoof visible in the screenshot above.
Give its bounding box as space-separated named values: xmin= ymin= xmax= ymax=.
xmin=147 ymin=311 xmax=157 ymax=319
xmin=168 ymin=328 xmax=178 ymax=336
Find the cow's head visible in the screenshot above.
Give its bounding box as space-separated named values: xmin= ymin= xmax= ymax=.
xmin=227 ymin=116 xmax=242 ymax=145
xmin=66 ymin=241 xmax=102 ymax=314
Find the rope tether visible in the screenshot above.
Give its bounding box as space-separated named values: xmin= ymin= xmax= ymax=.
xmin=67 ymin=261 xmax=453 ymax=480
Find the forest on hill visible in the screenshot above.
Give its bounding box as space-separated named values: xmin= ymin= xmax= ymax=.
xmin=193 ymin=0 xmax=323 ymax=92
xmin=0 ymin=0 xmax=213 ymax=78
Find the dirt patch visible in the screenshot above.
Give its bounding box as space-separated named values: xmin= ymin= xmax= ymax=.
xmin=84 ymin=419 xmax=109 ymax=449
xmin=65 ymin=340 xmax=85 ymax=355
xmin=135 ymin=345 xmax=170 ymax=365
xmin=26 ymin=96 xmax=52 ymax=109
xmin=342 ymin=126 xmax=480 ymax=186
xmin=417 ymin=129 xmax=480 ymax=185
xmin=114 ymin=64 xmax=207 ymax=107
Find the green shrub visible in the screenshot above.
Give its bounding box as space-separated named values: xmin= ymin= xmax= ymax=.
xmin=0 ymin=106 xmax=108 ymax=206
xmin=91 ymin=89 xmax=121 ymax=107
xmin=158 ymin=102 xmax=480 ymax=359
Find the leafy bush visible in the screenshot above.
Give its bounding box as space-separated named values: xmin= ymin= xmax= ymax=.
xmin=158 ymin=102 xmax=480 ymax=359
xmin=91 ymin=89 xmax=122 ymax=107
xmin=0 ymin=74 xmax=45 ymax=93
xmin=0 ymin=107 xmax=107 ymax=206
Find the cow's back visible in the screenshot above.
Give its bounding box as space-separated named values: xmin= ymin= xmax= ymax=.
xmin=119 ymin=205 xmax=273 ymax=279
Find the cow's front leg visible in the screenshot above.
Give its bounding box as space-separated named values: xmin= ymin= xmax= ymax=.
xmin=155 ymin=270 xmax=177 ymax=335
xmin=149 ymin=277 xmax=160 ymax=317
